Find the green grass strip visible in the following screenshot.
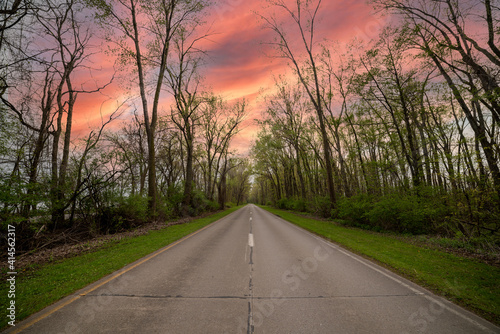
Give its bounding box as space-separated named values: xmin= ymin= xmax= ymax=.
xmin=1 ymin=206 xmax=242 ymax=329
xmin=260 ymin=206 xmax=500 ymax=325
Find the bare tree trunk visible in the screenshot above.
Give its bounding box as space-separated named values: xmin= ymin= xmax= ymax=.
xmin=22 ymin=73 xmax=53 ymax=217
xmin=182 ymin=124 xmax=194 ymax=216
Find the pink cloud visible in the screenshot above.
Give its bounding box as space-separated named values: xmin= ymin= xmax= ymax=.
xmin=199 ymin=0 xmax=381 ymax=154
xmin=69 ymin=0 xmax=382 ymax=154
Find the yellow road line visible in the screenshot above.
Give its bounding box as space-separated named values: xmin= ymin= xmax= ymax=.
xmin=10 ymin=219 xmax=221 ymax=334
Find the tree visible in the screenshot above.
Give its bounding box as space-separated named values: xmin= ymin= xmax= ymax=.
xmin=40 ymin=0 xmax=107 ymax=227
xmin=0 ymin=0 xmax=29 ymax=47
xmin=226 ymin=158 xmax=252 ymax=206
xmin=373 ymin=0 xmax=500 ymax=203
xmin=1 ymin=0 xmax=112 ymax=227
xmin=263 ymin=80 xmax=309 ymax=199
xmin=199 ymin=96 xmax=246 ymax=201
xmin=166 ymin=20 xmax=209 ymax=216
xmin=106 ymin=109 xmax=148 ymax=197
xmin=260 ymin=0 xmax=337 ymax=206
xmin=358 ymin=27 xmax=426 ymax=189
xmin=251 ymin=0 xmax=500 ymax=235
xmin=92 ymin=0 xmax=208 ymax=216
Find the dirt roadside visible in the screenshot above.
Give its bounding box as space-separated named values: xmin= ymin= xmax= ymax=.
xmin=7 ymin=212 xmax=218 ymax=273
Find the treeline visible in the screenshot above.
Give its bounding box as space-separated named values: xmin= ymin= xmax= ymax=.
xmin=251 ymin=0 xmax=500 ymax=238
xmin=0 ymin=0 xmax=251 ymax=250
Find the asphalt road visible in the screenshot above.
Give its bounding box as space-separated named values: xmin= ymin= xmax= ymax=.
xmin=8 ymin=204 xmax=499 ymax=333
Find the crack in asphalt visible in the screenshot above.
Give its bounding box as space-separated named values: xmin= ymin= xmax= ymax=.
xmin=83 ymin=293 xmax=424 ymax=300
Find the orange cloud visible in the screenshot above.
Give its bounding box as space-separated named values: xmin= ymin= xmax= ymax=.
xmin=200 ymin=0 xmax=383 ymax=154
xmin=70 ymin=0 xmax=383 ymax=155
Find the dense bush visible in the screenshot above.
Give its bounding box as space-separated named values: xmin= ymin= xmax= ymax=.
xmin=276 ymin=198 xmax=310 ymax=213
xmin=163 ymin=185 xmax=184 ymax=217
xmin=336 ymin=192 xmax=447 ymax=234
xmin=336 ymin=194 xmax=373 ymax=226
xmin=292 ymin=198 xmax=308 ymax=212
xmin=190 ymin=189 xmax=219 ymax=216
xmin=309 ymin=196 xmax=332 ymax=218
xmin=95 ymin=195 xmax=149 ymax=234
xmin=366 ymin=194 xmax=428 ymax=234
xmin=277 ymin=198 xmax=293 ymax=210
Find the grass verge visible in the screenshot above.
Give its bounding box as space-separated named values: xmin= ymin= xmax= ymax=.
xmin=260 ymin=206 xmax=500 ymax=325
xmin=1 ymin=206 xmax=242 ymax=330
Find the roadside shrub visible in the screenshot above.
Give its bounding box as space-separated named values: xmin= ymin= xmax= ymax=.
xmin=310 ymin=196 xmax=332 ymax=218
xmin=206 ymin=200 xmax=220 ymax=212
xmin=336 ymin=192 xmax=446 ymax=234
xmin=189 ymin=189 xmax=220 ymax=216
xmin=163 ymin=185 xmax=184 ymax=217
xmin=366 ymin=195 xmax=403 ymax=231
xmin=96 ymin=195 xmax=148 ymax=234
xmin=276 ymin=198 xmax=308 ymax=212
xmin=277 ymin=198 xmax=293 ymax=210
xmin=292 ymin=198 xmax=308 ymax=212
xmin=120 ymin=195 xmax=149 ymax=221
xmin=336 ymin=194 xmax=374 ymax=225
xmin=365 ymin=194 xmax=439 ymax=234
xmin=189 ymin=189 xmax=206 ymax=216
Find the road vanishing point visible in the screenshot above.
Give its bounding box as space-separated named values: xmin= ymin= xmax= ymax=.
xmin=6 ymin=204 xmax=500 ymax=333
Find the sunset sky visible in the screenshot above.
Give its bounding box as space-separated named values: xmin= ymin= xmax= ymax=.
xmin=72 ymin=0 xmax=388 ymax=155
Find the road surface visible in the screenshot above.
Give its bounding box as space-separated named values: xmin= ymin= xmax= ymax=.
xmin=7 ymin=204 xmax=499 ymax=333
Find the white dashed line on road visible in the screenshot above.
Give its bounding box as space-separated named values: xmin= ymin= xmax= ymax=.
xmin=248 ymin=233 xmax=254 ymax=247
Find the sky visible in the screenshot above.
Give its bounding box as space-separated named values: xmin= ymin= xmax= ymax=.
xmin=71 ymin=0 xmax=388 ymax=156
